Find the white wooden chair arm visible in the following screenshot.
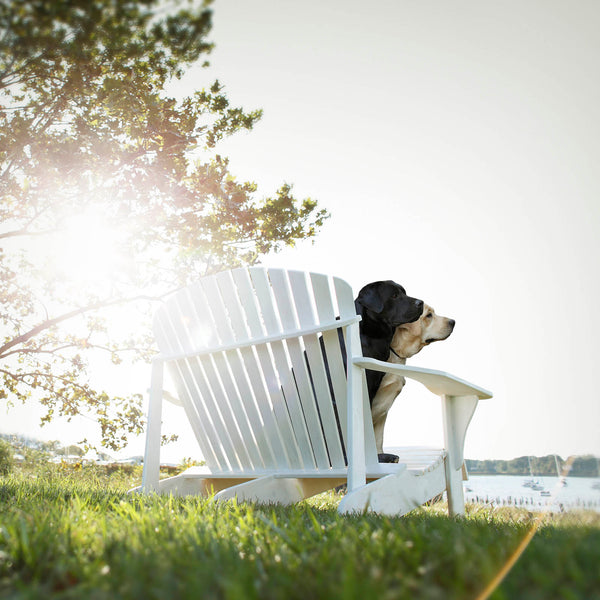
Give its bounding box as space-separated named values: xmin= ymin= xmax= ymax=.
xmin=351 ymin=357 xmax=492 ymax=399
xmin=352 ymin=356 xmax=492 ymax=516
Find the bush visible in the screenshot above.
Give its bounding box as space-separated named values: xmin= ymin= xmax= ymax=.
xmin=0 ymin=438 xmax=14 ymax=476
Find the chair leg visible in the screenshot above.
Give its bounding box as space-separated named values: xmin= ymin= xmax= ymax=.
xmin=141 ymin=360 xmax=164 ymax=493
xmin=338 ymin=462 xmax=446 ymax=517
xmin=441 ymin=394 xmax=478 ymax=516
xmin=445 ymin=458 xmax=466 ymax=517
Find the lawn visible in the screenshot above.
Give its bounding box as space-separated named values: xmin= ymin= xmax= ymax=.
xmin=0 ymin=464 xmax=598 ymax=599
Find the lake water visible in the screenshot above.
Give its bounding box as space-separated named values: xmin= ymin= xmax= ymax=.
xmin=464 ymin=475 xmax=600 ymax=512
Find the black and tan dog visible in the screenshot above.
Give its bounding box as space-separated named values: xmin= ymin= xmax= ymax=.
xmin=371 ymin=304 xmax=455 ymax=460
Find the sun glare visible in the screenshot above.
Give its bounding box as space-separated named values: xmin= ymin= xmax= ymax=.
xmin=52 ymin=211 xmax=126 ymax=289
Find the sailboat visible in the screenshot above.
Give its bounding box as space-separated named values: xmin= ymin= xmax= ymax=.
xmin=523 ymin=455 xmax=543 ymax=489
xmin=522 ymin=455 xmax=547 ymax=492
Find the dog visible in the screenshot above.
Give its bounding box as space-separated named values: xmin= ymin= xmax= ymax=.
xmin=371 ymin=304 xmax=455 ymax=462
xmin=355 ymin=280 xmax=423 ymax=402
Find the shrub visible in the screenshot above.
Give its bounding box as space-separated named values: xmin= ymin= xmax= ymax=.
xmin=0 ymin=438 xmax=14 ymax=475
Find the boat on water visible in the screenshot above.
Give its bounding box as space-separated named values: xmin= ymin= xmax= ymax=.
xmin=523 ymin=456 xmax=534 ymax=487
xmin=523 ymin=456 xmax=550 ymax=496
xmin=554 ymin=454 xmax=567 ymax=486
xmin=523 ymin=456 xmax=545 ymax=491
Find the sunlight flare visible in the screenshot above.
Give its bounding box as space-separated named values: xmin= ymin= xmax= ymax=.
xmin=51 ymin=210 xmax=127 ymax=288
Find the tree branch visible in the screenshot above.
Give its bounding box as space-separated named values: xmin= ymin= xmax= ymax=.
xmin=0 ymin=227 xmax=59 ymax=240
xmin=0 ymin=293 xmax=167 ymax=358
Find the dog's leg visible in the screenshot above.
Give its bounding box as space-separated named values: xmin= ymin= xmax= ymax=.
xmin=374 ymin=413 xmax=398 ymax=463
xmin=372 ymin=375 xmax=405 ymax=463
xmin=373 ymin=414 xmax=385 ymax=455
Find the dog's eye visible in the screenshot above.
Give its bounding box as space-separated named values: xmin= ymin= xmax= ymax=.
xmin=391 ymin=292 xmax=399 ymax=299
xmin=426 ymin=312 xmax=433 ymax=319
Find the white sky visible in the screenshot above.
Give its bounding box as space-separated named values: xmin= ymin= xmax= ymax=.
xmin=3 ymin=0 xmax=599 ymax=462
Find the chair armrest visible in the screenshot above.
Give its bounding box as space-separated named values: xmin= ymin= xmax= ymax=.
xmin=353 ymin=356 xmax=492 ymax=517
xmin=351 ymin=357 xmax=492 ymax=399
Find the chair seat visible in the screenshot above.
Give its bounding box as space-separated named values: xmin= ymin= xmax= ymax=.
xmin=167 ymin=462 xmax=409 ymax=479
xmin=390 ymin=447 xmax=446 ymax=472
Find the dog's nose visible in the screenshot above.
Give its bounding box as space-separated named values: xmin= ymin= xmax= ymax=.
xmin=449 ymin=319 xmax=456 ymax=329
xmin=415 ymin=299 xmax=423 ymax=310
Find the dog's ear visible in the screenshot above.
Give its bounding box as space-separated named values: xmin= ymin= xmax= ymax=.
xmin=356 ymin=284 xmax=385 ymax=313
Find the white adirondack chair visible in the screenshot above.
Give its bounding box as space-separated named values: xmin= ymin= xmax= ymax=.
xmin=136 ymin=267 xmax=491 ymax=517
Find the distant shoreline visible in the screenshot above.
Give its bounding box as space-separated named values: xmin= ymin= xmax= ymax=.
xmin=466 ymin=454 xmax=599 ymax=478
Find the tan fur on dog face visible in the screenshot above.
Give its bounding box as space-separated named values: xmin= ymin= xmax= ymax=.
xmin=372 ymin=303 xmax=455 ymax=456
xmin=390 ymin=304 xmax=455 ymax=359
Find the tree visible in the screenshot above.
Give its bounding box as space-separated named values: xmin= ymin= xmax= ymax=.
xmin=0 ymin=0 xmax=328 ymax=450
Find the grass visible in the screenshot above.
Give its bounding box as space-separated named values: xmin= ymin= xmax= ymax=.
xmin=0 ymin=465 xmax=599 ymax=599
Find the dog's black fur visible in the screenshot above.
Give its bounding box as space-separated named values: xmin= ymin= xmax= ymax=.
xmin=355 ymin=280 xmax=423 ymax=402
xmin=354 ymin=280 xmax=423 ymax=464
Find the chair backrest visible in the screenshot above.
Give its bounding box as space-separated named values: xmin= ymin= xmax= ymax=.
xmin=153 ymin=267 xmax=378 ymax=474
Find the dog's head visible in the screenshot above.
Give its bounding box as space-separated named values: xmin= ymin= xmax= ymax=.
xmin=355 ymin=280 xmax=423 ymax=327
xmin=390 ymin=303 xmax=455 ymax=358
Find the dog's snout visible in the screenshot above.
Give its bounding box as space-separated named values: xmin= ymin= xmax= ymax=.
xmin=449 ymin=319 xmax=456 ymax=329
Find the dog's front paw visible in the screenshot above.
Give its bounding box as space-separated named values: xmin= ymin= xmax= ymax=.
xmin=378 ymin=453 xmax=399 ymax=463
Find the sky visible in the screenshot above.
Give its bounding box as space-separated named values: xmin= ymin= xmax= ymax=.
xmin=3 ymin=0 xmax=599 ymax=462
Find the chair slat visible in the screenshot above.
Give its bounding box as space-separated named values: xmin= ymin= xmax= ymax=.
xmin=189 ymin=281 xmax=263 ymax=471
xmin=330 ymin=276 xmax=379 ymax=468
xmin=333 ymin=276 xmax=356 ymax=320
xmin=310 ymin=273 xmax=349 ymax=460
xmin=231 ymin=269 xmax=266 ymax=338
xmin=309 ymin=272 xmax=335 ymax=322
xmin=320 ymin=328 xmax=348 ymax=446
xmin=247 ymin=267 xmax=282 ymax=334
xmin=173 ymin=287 xmax=249 ymax=471
xmin=198 ymin=276 xmax=235 ymax=345
xmin=330 ymin=276 xmax=354 ymax=447
xmin=214 ymin=271 xmax=283 ymax=470
xmin=153 ymin=317 xmax=222 ymax=468
xmin=154 ymin=306 xmax=230 ymax=471
xmin=288 ymin=271 xmax=346 ymax=467
xmin=237 ymin=269 xmax=305 ymax=469
xmin=250 ymin=269 xmax=318 ymax=469
xmin=203 ymin=274 xmax=274 ymax=469
xmin=171 ymin=288 xmax=247 ymax=470
xmin=269 ymin=270 xmax=331 ymax=469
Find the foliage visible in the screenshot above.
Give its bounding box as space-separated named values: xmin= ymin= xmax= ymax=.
xmin=0 ymin=438 xmax=13 ymax=476
xmin=568 ymin=455 xmax=600 ymax=478
xmin=0 ymin=471 xmax=599 ymax=599
xmin=0 ymin=0 xmax=328 ymax=450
